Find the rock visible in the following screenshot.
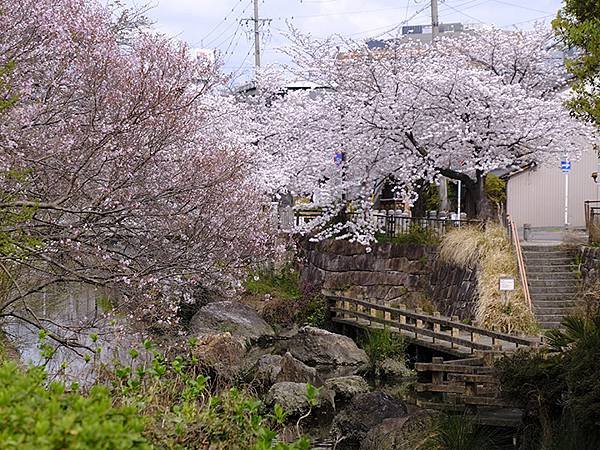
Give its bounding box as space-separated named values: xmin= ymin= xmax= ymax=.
xmin=265 ymin=382 xmax=334 ymax=418
xmin=250 ymin=354 xmax=282 ymax=390
xmin=287 ymin=326 xmax=368 ymax=367
xmin=324 ymin=375 xmax=370 ymax=408
xmin=189 ymin=301 xmax=274 ymax=343
xmin=331 ymin=392 xmax=408 ymax=449
xmin=192 ymin=333 xmax=246 ymax=382
xmin=276 ymin=352 xmax=321 ymax=385
xmin=360 ymin=410 xmax=441 ymax=450
xmin=379 ymin=358 xmax=414 ymax=381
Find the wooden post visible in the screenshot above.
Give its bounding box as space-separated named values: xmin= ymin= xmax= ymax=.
xmin=415 ymin=308 xmax=423 ymax=339
xmin=398 ymin=304 xmax=406 ymax=326
xmin=433 ymin=312 xmax=441 ymax=343
xmin=384 ymin=310 xmax=391 ymax=323
xmin=343 ymin=300 xmax=350 ymax=319
xmin=370 ymin=306 xmax=377 ymax=326
xmin=450 ymin=315 xmax=459 ymax=349
xmin=431 ymin=356 xmax=444 ymax=385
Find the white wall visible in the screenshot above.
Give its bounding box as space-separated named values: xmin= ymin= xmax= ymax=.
xmin=507 ymin=150 xmax=599 ymax=229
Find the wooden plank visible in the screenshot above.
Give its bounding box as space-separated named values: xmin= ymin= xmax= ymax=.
xmin=456 ymin=395 xmax=512 ymax=407
xmin=331 ymin=308 xmax=494 ymax=351
xmin=415 ymin=363 xmax=494 ymax=374
xmin=444 ymin=358 xmax=484 ymax=366
xmin=416 ymin=383 xmax=466 ymax=394
xmin=447 ymin=373 xmax=498 ymax=384
xmin=327 ymin=297 xmax=539 ymax=346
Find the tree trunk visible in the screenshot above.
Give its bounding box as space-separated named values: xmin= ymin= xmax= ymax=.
xmin=470 ymin=172 xmax=495 ymax=221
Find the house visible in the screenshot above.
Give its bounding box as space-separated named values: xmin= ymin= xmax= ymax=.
xmin=505 ymin=149 xmax=599 ymax=229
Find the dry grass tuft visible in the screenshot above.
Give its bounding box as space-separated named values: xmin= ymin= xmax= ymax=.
xmin=440 ymin=224 xmax=538 ymax=334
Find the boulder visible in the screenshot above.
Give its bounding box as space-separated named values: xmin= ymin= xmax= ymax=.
xmin=276 ymin=352 xmax=321 ymax=385
xmin=250 ymin=354 xmax=282 ymax=390
xmin=324 ymin=375 xmax=370 ymax=408
xmin=360 ymin=410 xmax=440 ymax=450
xmin=189 ymin=301 xmax=274 ymax=342
xmin=331 ymin=392 xmax=408 ymax=449
xmin=265 ymin=382 xmax=334 ymax=418
xmin=287 ymin=326 xmax=368 ymax=367
xmin=379 ymin=358 xmax=414 ymax=381
xmin=192 ymin=332 xmax=246 ymax=382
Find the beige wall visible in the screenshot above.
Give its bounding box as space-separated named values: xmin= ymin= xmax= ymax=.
xmin=507 ymin=150 xmax=599 ymax=229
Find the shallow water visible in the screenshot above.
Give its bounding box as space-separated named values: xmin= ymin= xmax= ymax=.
xmin=2 ymin=284 xmax=142 ymax=385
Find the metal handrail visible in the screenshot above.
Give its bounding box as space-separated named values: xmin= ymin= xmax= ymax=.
xmin=507 ymin=214 xmax=532 ymax=312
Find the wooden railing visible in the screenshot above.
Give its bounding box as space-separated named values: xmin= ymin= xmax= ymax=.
xmin=584 ymin=201 xmax=600 ymax=243
xmin=506 ymin=214 xmax=532 ymax=312
xmin=329 ymin=296 xmax=541 ymax=355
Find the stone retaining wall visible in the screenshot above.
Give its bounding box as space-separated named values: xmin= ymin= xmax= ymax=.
xmin=580 ymin=246 xmax=600 ymax=287
xmin=300 ymin=239 xmax=478 ymax=320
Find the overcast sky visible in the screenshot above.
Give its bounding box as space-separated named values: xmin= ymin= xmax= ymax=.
xmin=123 ymin=0 xmax=564 ymax=84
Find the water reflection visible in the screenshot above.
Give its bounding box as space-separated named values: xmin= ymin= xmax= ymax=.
xmin=2 ymin=284 xmax=142 ymax=385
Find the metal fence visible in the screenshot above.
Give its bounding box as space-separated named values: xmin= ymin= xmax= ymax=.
xmin=288 ymin=208 xmax=481 ymax=238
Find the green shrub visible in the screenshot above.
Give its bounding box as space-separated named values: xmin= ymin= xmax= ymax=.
xmin=360 ymin=327 xmax=406 ymax=375
xmin=0 ymin=361 xmax=149 ymax=450
xmin=495 ymin=314 xmax=600 ymax=448
xmin=376 ymin=224 xmax=440 ymax=246
xmin=422 ymin=413 xmax=501 ymax=450
xmin=108 ymin=341 xmax=310 ymax=449
xmin=244 ymin=265 xmax=301 ymax=301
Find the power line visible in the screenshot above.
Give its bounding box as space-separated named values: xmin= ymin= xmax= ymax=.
xmin=198 ymin=0 xmax=250 ymax=45
xmin=441 ymin=0 xmax=487 ymax=23
xmin=490 ymin=0 xmax=553 ymax=15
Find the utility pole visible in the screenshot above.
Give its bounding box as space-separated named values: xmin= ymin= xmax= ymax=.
xmin=430 ymin=0 xmax=449 ymax=212
xmin=253 ymin=0 xmax=261 ymax=68
xmin=241 ymin=0 xmax=271 ymax=74
xmin=430 ymin=0 xmax=440 ymax=41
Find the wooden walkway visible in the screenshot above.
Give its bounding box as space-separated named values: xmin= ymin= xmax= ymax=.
xmin=329 ymin=296 xmax=543 ymax=426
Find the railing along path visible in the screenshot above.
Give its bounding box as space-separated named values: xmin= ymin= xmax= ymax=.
xmin=329 ymin=296 xmax=541 ymax=357
xmin=329 ymin=296 xmax=542 ymax=425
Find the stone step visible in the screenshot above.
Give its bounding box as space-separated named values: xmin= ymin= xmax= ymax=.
xmin=527 ymin=273 xmax=578 ymax=281
xmin=536 ymin=314 xmax=568 ymax=323
xmin=521 ymin=245 xmax=569 ymax=253
xmin=532 ymin=300 xmax=577 ymax=308
xmin=531 ymin=294 xmax=577 ymax=302
xmin=523 ymin=251 xmax=576 ymax=259
xmin=539 ymin=322 xmax=563 ymax=329
xmin=524 ymin=257 xmax=575 ymax=266
xmin=529 ymin=286 xmax=578 ymax=295
xmin=533 ymin=306 xmax=576 ymax=315
xmin=528 ymin=279 xmax=579 ymax=288
xmin=526 ymin=265 xmax=576 ymax=273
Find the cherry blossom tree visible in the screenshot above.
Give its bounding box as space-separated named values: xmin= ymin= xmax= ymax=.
xmin=0 ymin=0 xmax=275 ymax=343
xmin=255 ymin=26 xmax=594 ymax=237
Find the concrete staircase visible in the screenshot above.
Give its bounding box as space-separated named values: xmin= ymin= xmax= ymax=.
xmin=522 ymin=245 xmax=579 ymax=329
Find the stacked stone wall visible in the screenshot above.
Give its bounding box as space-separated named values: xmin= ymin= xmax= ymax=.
xmin=580 ymin=246 xmax=600 ymax=287
xmin=300 ymin=239 xmax=478 ymax=320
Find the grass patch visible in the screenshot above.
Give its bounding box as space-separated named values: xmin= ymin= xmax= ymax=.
xmin=244 ymin=264 xmax=301 ymax=301
xmin=439 ymin=224 xmax=538 ymax=334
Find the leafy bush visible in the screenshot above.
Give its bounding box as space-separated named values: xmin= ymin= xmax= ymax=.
xmin=360 ymin=327 xmax=406 ymax=376
xmin=0 ymin=361 xmax=149 ymax=450
xmin=376 ymin=224 xmax=440 ymax=246
xmin=422 ymin=413 xmax=501 ymax=450
xmin=107 ymin=340 xmax=310 ymax=449
xmin=245 ymin=265 xmax=301 ymax=301
xmin=495 ymin=314 xmax=600 ymax=448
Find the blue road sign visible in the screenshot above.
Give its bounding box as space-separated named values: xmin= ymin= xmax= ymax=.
xmin=561 ymin=160 xmax=571 ymax=173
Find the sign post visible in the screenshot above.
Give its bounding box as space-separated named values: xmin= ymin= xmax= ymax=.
xmin=499 ymin=276 xmax=515 ymax=305
xmin=561 ymin=159 xmax=571 ymax=229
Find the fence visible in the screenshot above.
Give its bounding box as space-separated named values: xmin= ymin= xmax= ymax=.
xmin=289 ymin=208 xmax=481 ymax=238
xmin=585 ymin=201 xmax=600 ymax=243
